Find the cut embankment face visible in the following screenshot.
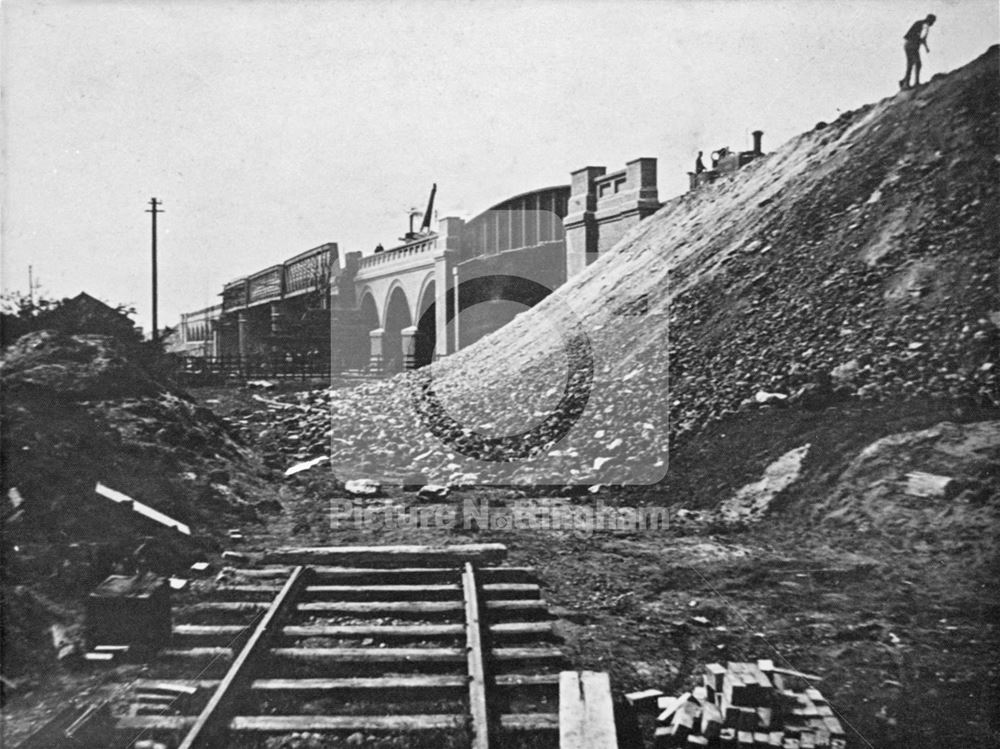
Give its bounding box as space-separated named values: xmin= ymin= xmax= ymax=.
xmin=314 ymin=46 xmax=1000 ymax=488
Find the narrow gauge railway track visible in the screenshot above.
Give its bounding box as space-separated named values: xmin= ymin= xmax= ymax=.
xmin=113 ymin=544 xmax=573 ymax=749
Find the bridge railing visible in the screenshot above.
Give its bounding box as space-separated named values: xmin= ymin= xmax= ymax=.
xmin=177 ymin=354 xmax=331 ymax=385
xmin=358 ymin=237 xmax=437 ymax=272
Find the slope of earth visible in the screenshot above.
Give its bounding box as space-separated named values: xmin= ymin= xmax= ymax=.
xmin=0 ymin=332 xmax=284 ymax=701
xmin=248 ymin=45 xmax=997 ymax=488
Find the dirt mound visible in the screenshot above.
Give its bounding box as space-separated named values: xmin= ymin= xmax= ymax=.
xmin=0 ymin=332 xmax=280 ymax=676
xmin=814 ymin=420 xmax=1000 ymax=550
xmin=0 ymin=330 xmax=166 ymax=400
xmin=248 ymin=46 xmax=999 ymax=487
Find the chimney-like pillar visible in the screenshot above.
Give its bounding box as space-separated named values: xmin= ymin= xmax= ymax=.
xmin=564 ymin=165 xmax=605 ymax=278
xmin=752 ymin=130 xmax=764 ymax=155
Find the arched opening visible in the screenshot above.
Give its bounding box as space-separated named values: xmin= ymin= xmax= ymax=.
xmin=458 ymin=275 xmax=548 ymax=348
xmin=358 ymin=293 xmax=379 ymax=370
xmin=415 ymin=280 xmax=436 ymax=368
xmin=383 ymin=287 xmax=412 ymax=373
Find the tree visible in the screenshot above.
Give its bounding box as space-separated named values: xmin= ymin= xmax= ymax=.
xmin=1 ymin=291 xmax=142 ymax=348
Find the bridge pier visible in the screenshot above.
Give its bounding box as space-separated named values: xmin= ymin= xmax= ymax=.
xmin=401 ymin=326 xmax=418 ymax=370
xmin=434 ymin=220 xmax=463 ymax=359
xmin=368 ymin=328 xmax=384 ymax=373
xmin=237 ymin=312 xmax=249 ymax=358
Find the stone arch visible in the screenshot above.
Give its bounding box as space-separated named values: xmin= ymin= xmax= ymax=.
xmin=356 ymin=290 xmax=380 ymax=370
xmin=358 ymin=286 xmax=380 ymax=328
xmin=458 ymin=274 xmax=544 ymax=348
xmin=359 ymin=291 xmax=379 ymax=331
xmin=415 ymin=276 xmax=436 ymax=368
xmin=382 ymin=284 xmax=412 ymax=373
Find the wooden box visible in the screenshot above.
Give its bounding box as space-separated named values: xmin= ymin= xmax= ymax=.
xmin=86 ymin=573 xmax=171 ymax=650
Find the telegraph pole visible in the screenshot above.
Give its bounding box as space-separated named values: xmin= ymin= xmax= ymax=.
xmin=145 ymin=198 xmax=163 ymax=341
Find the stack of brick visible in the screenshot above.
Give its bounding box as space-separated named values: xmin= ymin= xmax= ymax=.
xmin=631 ymin=660 xmax=846 ymax=749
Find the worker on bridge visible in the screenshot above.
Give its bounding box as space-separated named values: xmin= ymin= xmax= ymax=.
xmin=695 ymin=151 xmax=706 ymax=174
xmin=900 ymin=13 xmax=936 ymax=90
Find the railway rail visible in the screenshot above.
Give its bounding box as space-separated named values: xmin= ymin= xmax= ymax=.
xmin=79 ymin=543 xmax=616 ymax=749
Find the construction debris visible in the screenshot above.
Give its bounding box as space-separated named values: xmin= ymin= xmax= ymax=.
xmin=417 ymin=483 xmax=450 ymax=500
xmin=640 ymin=661 xmax=846 ymax=749
xmin=345 ymin=478 xmax=381 ymax=496
xmin=94 ymin=482 xmax=191 ymax=535
xmin=283 ymin=455 xmax=330 ymax=477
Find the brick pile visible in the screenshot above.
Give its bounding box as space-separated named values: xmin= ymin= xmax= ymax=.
xmin=628 ymin=660 xmax=846 ymax=749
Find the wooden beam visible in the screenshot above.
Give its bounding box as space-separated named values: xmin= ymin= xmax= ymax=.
xmin=297 ymin=601 xmax=463 ymax=617
xmin=251 ymin=675 xmax=467 ymax=693
xmin=463 ymin=562 xmax=490 ymax=749
xmin=495 ymin=674 xmax=561 ymax=688
xmin=210 ymin=583 xmax=464 ymax=602
xmin=118 ymin=715 xmax=195 ymax=731
xmin=158 ymin=647 xmax=233 ymax=661
xmin=229 ymin=715 xmax=465 ymax=732
xmin=270 ymin=647 xmax=466 ymax=664
xmin=129 ymin=673 xmax=562 ymax=694
xmin=177 ymin=566 xmax=308 ymax=749
xmin=501 ymin=713 xmax=560 ymax=731
xmin=132 ymin=679 xmax=220 ymax=691
xmin=485 ymin=600 xmax=552 ymax=619
xmin=305 ymin=584 xmax=462 ymax=601
xmin=489 ymin=622 xmax=555 ymax=640
xmin=492 ymin=647 xmax=565 ymax=664
xmin=283 ymin=623 xmax=464 ymax=639
xmin=228 ymin=565 xmax=535 ymax=584
xmin=558 ymin=671 xmax=618 ymax=749
xmin=482 ymin=583 xmax=540 ymax=600
xmin=263 ymin=543 xmax=507 ymax=567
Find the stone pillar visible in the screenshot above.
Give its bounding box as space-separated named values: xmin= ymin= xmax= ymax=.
xmin=434 ymin=217 xmax=464 ymax=358
xmin=452 ymin=267 xmax=461 ymax=352
xmin=625 ymin=157 xmax=660 ymax=218
xmin=400 ymin=325 xmax=418 ymax=370
xmin=368 ymin=328 xmax=384 ymax=373
xmin=237 ymin=311 xmax=249 ymax=358
xmin=210 ymin=322 xmax=220 ymax=358
xmin=564 ymin=165 xmax=605 ymax=278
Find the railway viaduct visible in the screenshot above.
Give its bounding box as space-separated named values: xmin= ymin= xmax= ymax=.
xmin=185 ymin=157 xmax=660 ymax=373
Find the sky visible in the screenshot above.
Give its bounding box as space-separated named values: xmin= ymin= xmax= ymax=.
xmin=3 ymin=0 xmax=998 ymax=333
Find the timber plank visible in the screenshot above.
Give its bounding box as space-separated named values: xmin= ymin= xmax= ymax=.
xmin=501 ymin=713 xmax=560 ymax=731
xmin=251 ymin=675 xmax=467 ymax=692
xmin=305 ymin=584 xmax=462 ymax=601
xmin=482 ymin=583 xmax=540 ymax=600
xmin=118 ymin=715 xmax=195 ymax=731
xmin=493 ymin=647 xmax=565 ymax=664
xmin=270 ymin=647 xmax=466 ymax=664
xmin=559 ymin=671 xmax=618 ymax=749
xmin=230 ymin=715 xmax=465 ymax=732
xmin=489 ymin=622 xmax=555 ymax=639
xmin=211 ymin=584 xmax=465 ymax=601
xmin=297 ymin=600 xmax=463 ymax=617
xmin=263 ymin=543 xmax=507 ymax=567
xmin=283 ymin=623 xmax=464 ymax=639
xmin=229 ymin=566 xmax=533 ymax=584
xmin=463 ymin=562 xmax=490 ymax=749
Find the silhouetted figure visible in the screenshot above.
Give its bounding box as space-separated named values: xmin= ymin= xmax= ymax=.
xmin=900 ymin=14 xmax=936 ymax=89
xmin=695 ymin=151 xmax=706 ymax=174
xmin=374 ymin=243 xmax=385 ymax=254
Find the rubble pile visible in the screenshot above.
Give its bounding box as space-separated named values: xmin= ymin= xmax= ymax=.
xmin=1 ymin=331 xmax=273 ymax=675
xmin=238 ymin=47 xmax=998 ymax=486
xmin=629 ymin=661 xmax=846 ymax=749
